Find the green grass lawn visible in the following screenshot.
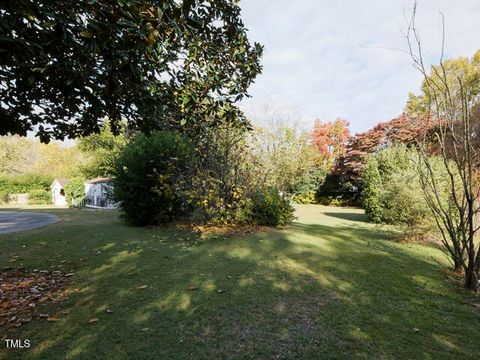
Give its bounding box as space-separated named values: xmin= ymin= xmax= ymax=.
xmin=0 ymin=205 xmax=479 ymax=359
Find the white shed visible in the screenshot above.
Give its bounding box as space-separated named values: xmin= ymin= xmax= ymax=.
xmin=50 ymin=179 xmax=69 ymax=206
xmin=84 ymin=177 xmax=117 ymax=209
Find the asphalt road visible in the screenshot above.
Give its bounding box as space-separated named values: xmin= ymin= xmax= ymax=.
xmin=0 ymin=211 xmax=59 ymax=234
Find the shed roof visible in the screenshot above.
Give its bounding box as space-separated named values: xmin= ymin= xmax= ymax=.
xmin=86 ymin=177 xmax=113 ymax=184
xmin=51 ymin=178 xmax=69 ymax=187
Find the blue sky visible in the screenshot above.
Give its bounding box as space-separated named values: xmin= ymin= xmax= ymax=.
xmin=238 ymin=0 xmax=480 ymax=134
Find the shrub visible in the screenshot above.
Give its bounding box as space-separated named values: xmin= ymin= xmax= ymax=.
xmin=251 ymin=126 xmax=327 ymax=197
xmin=28 ymin=189 xmax=51 ymax=204
xmin=316 ymin=195 xmax=356 ymax=207
xmin=192 ymin=181 xmax=247 ymax=225
xmin=362 ymin=144 xmax=424 ymax=224
xmin=316 ymin=172 xmax=362 ymax=206
xmin=361 ymin=158 xmax=384 ymax=223
xmin=0 ymin=173 xmax=53 ymax=194
xmin=63 ymin=177 xmax=86 ymax=207
xmin=291 ymin=167 xmax=327 ymax=204
xmin=248 ymin=186 xmax=296 ymax=226
xmin=0 ymin=192 xmax=10 ymax=204
xmin=191 ymin=124 xmax=258 ymax=225
xmin=292 ymin=191 xmax=317 ymax=204
xmin=361 ymin=144 xmax=447 ymax=236
xmin=113 ymin=131 xmax=194 ymax=226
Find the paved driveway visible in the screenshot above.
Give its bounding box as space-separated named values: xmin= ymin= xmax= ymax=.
xmin=0 ymin=211 xmax=59 ymax=234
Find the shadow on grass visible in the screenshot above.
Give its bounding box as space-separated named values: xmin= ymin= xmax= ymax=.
xmin=322 ymin=211 xmax=369 ymax=223
xmin=1 ymin=206 xmax=479 ymax=360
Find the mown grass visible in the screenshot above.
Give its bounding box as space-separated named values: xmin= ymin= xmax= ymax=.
xmin=0 ymin=205 xmax=479 ymax=359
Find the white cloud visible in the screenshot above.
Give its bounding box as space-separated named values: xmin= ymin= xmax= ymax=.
xmin=239 ymin=0 xmax=480 ymax=134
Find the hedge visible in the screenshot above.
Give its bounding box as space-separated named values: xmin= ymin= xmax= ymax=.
xmin=0 ymin=173 xmax=53 ymax=194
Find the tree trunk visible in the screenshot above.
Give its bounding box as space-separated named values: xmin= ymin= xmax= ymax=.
xmin=464 ymin=267 xmax=479 ymax=292
xmin=453 ymin=257 xmax=463 ymax=273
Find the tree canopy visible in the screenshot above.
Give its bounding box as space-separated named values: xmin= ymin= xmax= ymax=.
xmin=0 ymin=135 xmax=85 ymax=177
xmin=335 ymin=113 xmax=438 ymax=180
xmin=404 ymin=50 xmax=480 ymax=116
xmin=312 ymin=117 xmax=350 ymax=166
xmin=0 ymin=0 xmax=263 ymax=142
xmin=77 ymin=123 xmax=128 ymax=178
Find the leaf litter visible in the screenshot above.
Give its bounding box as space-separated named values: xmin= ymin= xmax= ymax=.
xmin=0 ymin=268 xmax=71 ymax=328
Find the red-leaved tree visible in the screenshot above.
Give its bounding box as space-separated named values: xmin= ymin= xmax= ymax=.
xmin=312 ymin=118 xmax=351 ymax=166
xmin=336 ymin=113 xmax=438 ymax=179
xmin=317 ymin=113 xmax=439 ymax=204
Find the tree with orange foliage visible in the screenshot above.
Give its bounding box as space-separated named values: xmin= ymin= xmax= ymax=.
xmin=312 ymin=118 xmax=351 ymax=166
xmin=317 ymin=113 xmax=439 ymax=205
xmin=334 ymin=113 xmax=438 ymax=180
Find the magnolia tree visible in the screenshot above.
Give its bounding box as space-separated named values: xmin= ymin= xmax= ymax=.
xmin=1 ymin=0 xmax=263 ymax=142
xmin=406 ymin=4 xmax=480 ymax=290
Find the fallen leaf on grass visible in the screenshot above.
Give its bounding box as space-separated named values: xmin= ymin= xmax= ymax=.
xmin=106 ymin=309 xmax=113 ymax=314
xmin=216 ymin=289 xmax=225 ymax=294
xmin=413 ymin=327 xmax=420 ymax=333
xmin=140 ymin=327 xmax=149 ymax=331
xmin=137 ymin=285 xmax=148 ymax=290
xmin=0 ymin=268 xmax=70 ymax=330
xmin=17 ymin=317 xmax=31 ymax=325
xmin=88 ymin=318 xmax=99 ymax=324
xmin=47 ymin=317 xmax=61 ymax=322
xmin=187 ymin=285 xmax=198 ymax=291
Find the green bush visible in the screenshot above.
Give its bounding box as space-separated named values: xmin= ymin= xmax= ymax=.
xmin=249 ymin=186 xmax=296 ymax=226
xmin=316 ymin=195 xmax=355 ymax=207
xmin=292 ymin=191 xmax=317 ymax=204
xmin=113 ymin=131 xmax=194 ymax=226
xmin=316 ymin=174 xmax=361 ymax=207
xmin=291 ymin=167 xmax=327 ymax=204
xmin=64 ymin=177 xmax=86 ymax=207
xmin=362 ymin=145 xmax=420 ymax=223
xmin=0 ymin=192 xmax=10 ymax=204
xmin=0 ymin=173 xmax=53 ymax=194
xmin=362 ymin=145 xmax=422 ymax=223
xmin=360 ymin=144 xmax=451 ymax=237
xmin=191 ymin=181 xmax=246 ymax=225
xmin=28 ymin=189 xmax=51 ymax=204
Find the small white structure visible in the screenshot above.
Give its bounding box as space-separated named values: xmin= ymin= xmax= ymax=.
xmin=50 ymin=177 xmax=118 ymax=208
xmin=50 ymin=179 xmax=69 ymax=206
xmin=84 ymin=177 xmax=118 ymax=209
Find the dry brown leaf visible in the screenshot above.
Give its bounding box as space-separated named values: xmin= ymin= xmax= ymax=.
xmin=88 ymin=318 xmax=99 ymax=324
xmin=187 ymin=285 xmax=198 ymax=291
xmin=46 ymin=317 xmax=61 ymax=322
